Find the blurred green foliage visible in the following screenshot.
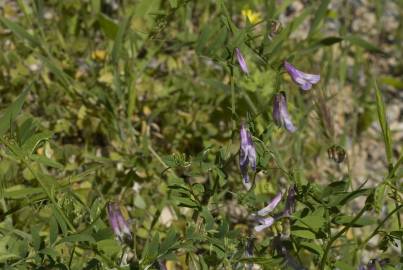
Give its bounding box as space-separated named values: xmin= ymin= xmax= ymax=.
xmin=0 ymin=0 xmax=401 ymax=269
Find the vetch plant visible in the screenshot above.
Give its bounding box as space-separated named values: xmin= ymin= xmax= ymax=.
xmin=235 ymin=48 xmax=249 ymax=75
xmin=0 ymin=1 xmax=400 ymax=269
xmin=284 ymin=61 xmax=320 ymax=90
xmin=107 ymin=202 xmax=132 ymax=245
xmin=254 ymin=186 xmax=296 ymax=232
xmin=239 ymin=124 xmax=257 ymax=190
xmin=273 ymin=91 xmax=297 ymax=132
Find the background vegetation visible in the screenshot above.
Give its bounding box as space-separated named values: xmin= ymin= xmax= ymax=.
xmin=0 ymin=0 xmax=402 ymax=269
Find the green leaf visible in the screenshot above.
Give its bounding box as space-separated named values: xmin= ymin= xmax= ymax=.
xmin=374 ymin=183 xmax=386 ymax=213
xmin=0 ymin=87 xmax=30 ymax=137
xmin=49 ymin=215 xmax=58 ymax=245
xmin=390 ymin=230 xmax=403 ymax=239
xmin=0 ymin=17 xmax=41 ymax=47
xmin=309 ymin=0 xmax=331 ymax=36
xmin=21 ymin=131 xmax=53 ymax=155
xmin=333 ymin=215 xmax=376 ymax=227
xmin=208 ymin=26 xmax=228 ymax=57
xmin=17 ymin=117 xmax=37 ymax=145
xmin=159 ymin=229 xmax=178 ymax=255
xmin=292 ymin=229 xmax=316 ymax=239
xmin=316 ymin=36 xmax=343 ymax=46
xmin=4 ymin=185 xmax=43 ymax=199
xmin=52 ymin=205 xmax=68 ymax=235
xmin=374 ymin=79 xmax=393 ymax=167
xmin=196 ymin=22 xmax=220 ymax=54
xmin=38 ymin=247 xmax=59 ymax=259
xmin=98 ymin=13 xmax=119 ymax=40
xmin=379 ymin=76 xmax=403 ymax=89
xmin=96 ymin=239 xmax=121 ymax=257
xmin=238 ymin=257 xmax=284 ymax=266
xmin=201 ymin=207 xmax=215 ymax=231
xmin=58 ymin=232 xmax=95 ymax=245
xmin=38 ymin=55 xmax=74 ymax=92
xmin=334 ymin=261 xmax=355 ymax=270
xmin=31 ymin=225 xmax=41 ymax=251
xmin=111 ymin=13 xmax=133 ymax=64
xmin=300 ymin=241 xmax=323 ymax=256
xmin=344 ymin=35 xmax=384 ymax=54
xmin=30 ymin=154 xmax=64 ymax=169
xmin=135 ymin=0 xmax=159 ymax=17
xmin=4 ymin=141 xmax=25 ymax=160
xmin=168 ymin=0 xmax=178 ymax=8
xmin=328 ymin=188 xmax=371 ymax=207
xmin=91 ymin=0 xmax=101 ymax=14
xmin=141 ymin=233 xmax=160 ymax=266
xmin=174 ymin=196 xmax=200 ymax=209
xmin=297 ymin=214 xmax=326 ymax=232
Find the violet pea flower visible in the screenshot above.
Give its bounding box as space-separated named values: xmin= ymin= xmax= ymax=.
xmin=273 ymin=91 xmax=297 ymax=133
xmin=358 ymin=258 xmax=390 ymax=270
xmin=254 ymin=192 xmax=282 ymax=232
xmin=284 ymin=185 xmax=296 ymax=216
xmin=239 ymin=124 xmax=257 ymax=190
xmin=107 ymin=202 xmax=132 ymax=244
xmin=235 ymin=48 xmax=249 ymax=75
xmin=254 ymin=186 xmax=297 ymax=232
xmin=273 ymin=236 xmax=306 ymax=270
xmin=284 ymin=61 xmax=320 ymax=90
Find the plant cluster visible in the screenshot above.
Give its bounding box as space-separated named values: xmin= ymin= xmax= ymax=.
xmin=0 ymin=1 xmax=401 ymax=269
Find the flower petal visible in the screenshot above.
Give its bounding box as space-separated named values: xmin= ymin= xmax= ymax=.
xmin=236 ymin=48 xmax=249 ymax=75
xmin=248 ymin=146 xmax=257 ymax=171
xmin=107 ymin=203 xmax=120 ymax=238
xmin=284 ymin=185 xmax=296 ymax=216
xmin=240 ymin=162 xmax=250 ymax=184
xmin=239 ymin=124 xmax=257 ymax=182
xmin=254 ymin=217 xmax=275 ymax=232
xmin=258 ymin=192 xmax=282 ymax=216
xmin=302 ymin=73 xmax=320 ymax=84
xmin=284 ymin=61 xmax=320 ymax=90
xmin=300 ymin=81 xmax=313 ymax=91
xmin=107 ymin=202 xmax=132 ymax=243
xmin=284 ymin=116 xmax=297 ymax=133
xmin=273 ymin=92 xmax=297 ymax=132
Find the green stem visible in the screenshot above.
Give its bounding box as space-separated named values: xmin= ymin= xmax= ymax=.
xmin=0 ymin=137 xmax=75 ymax=231
xmin=230 ymin=65 xmax=236 ymax=131
xmin=68 ymin=245 xmax=76 ymax=268
xmin=23 ymin=160 xmax=75 ymax=231
xmin=320 ymin=206 xmax=367 ymax=269
xmin=360 ymin=204 xmax=403 ymax=249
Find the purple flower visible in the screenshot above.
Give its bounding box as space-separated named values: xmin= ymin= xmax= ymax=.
xmin=284 ymin=61 xmax=320 ymax=90
xmin=254 ymin=186 xmax=296 ymax=232
xmin=273 ymin=236 xmax=306 ymax=270
xmin=239 ymin=124 xmax=257 ymax=190
xmin=359 ymin=258 xmax=390 ymax=270
xmin=284 ymin=185 xmax=296 ymax=216
xmin=245 ymin=238 xmax=255 ymax=270
xmin=255 ymin=216 xmax=276 ymax=232
xmin=257 ymin=192 xmax=282 ymax=216
xmin=107 ymin=202 xmax=132 ymax=244
xmin=235 ymin=48 xmax=249 ymax=75
xmin=158 ymin=260 xmax=167 ymax=270
xmin=254 ymin=192 xmax=282 ymax=232
xmin=273 ymin=92 xmax=297 ymax=132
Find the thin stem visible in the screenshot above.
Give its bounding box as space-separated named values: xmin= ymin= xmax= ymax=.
xmin=360 ymin=204 xmax=403 ymax=249
xmin=23 ymin=160 xmax=75 ymax=231
xmin=0 ymin=137 xmax=75 ymax=231
xmin=230 ymin=65 xmax=236 ymax=131
xmin=320 ymin=206 xmax=367 ymax=269
xmin=68 ymin=245 xmax=76 ymax=268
